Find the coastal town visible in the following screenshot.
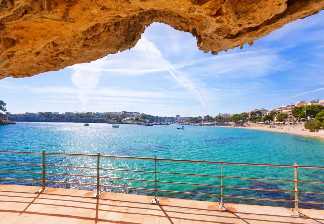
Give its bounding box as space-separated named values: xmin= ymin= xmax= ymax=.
xmin=0 ymin=2 xmax=324 ymax=223
xmin=1 ymin=99 xmax=324 ymax=139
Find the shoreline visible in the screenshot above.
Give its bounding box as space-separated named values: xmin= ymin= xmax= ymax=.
xmin=7 ymin=121 xmax=324 ymax=140
xmin=238 ymin=123 xmax=324 ymax=140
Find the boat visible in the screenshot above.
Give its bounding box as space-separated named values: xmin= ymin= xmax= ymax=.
xmin=112 ymin=124 xmax=119 ymax=128
xmin=84 ymin=123 xmax=90 ymax=127
xmin=177 ymin=126 xmax=184 ymax=130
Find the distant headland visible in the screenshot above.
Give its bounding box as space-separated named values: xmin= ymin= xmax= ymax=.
xmin=0 ymin=100 xmax=15 ymax=125
xmin=8 ymin=111 xmax=176 ymax=126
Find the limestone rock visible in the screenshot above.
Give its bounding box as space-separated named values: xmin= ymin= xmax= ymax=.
xmin=0 ymin=0 xmax=323 ymax=78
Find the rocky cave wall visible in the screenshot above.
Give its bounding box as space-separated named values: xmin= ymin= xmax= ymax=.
xmin=0 ymin=0 xmax=324 ymax=79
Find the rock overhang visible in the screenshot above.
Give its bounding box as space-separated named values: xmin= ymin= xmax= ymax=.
xmin=0 ymin=0 xmax=323 ymax=79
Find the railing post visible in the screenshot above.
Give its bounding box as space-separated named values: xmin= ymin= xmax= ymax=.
xmin=96 ymin=153 xmax=101 ymax=199
xmin=41 ymin=150 xmax=46 ymax=191
xmin=152 ymin=156 xmax=159 ymax=204
xmin=292 ymin=163 xmax=299 ymax=216
xmin=219 ymin=163 xmax=225 ymax=210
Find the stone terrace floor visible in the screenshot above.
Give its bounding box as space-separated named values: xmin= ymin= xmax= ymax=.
xmin=0 ymin=185 xmax=323 ymax=224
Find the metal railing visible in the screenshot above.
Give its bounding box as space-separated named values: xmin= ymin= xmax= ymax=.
xmin=0 ymin=150 xmax=323 ymax=213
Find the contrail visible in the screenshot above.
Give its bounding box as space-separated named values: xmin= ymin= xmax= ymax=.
xmin=69 ymin=36 xmax=209 ymax=113
xmin=140 ymin=36 xmax=208 ymax=113
xmin=167 ymin=65 xmax=208 ymax=111
xmin=292 ymin=87 xmax=324 ymax=98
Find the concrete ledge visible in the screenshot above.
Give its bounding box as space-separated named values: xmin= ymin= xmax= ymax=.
xmin=0 ymin=184 xmax=323 ymax=224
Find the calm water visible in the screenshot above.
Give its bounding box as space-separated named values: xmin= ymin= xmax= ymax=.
xmin=0 ymin=122 xmax=323 ymax=208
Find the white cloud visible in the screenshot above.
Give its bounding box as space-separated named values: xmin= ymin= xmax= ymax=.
xmin=3 ymin=83 xmax=177 ymax=100
xmin=259 ymin=11 xmax=324 ymax=51
xmin=182 ymin=49 xmax=286 ymax=80
xmin=67 ymin=33 xmax=210 ymax=113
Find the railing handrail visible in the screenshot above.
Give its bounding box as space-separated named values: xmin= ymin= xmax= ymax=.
xmin=1 ymin=150 xmax=324 ymax=169
xmin=1 ymin=149 xmax=323 ymax=213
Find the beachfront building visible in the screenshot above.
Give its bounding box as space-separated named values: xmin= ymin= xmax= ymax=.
xmin=295 ymin=100 xmax=307 ymax=107
xmin=295 ymin=99 xmax=324 ymax=107
xmin=276 ymin=105 xmax=295 ymax=114
xmin=308 ymin=99 xmax=324 ymax=106
xmin=273 ymin=105 xmax=296 ymax=124
xmin=251 ymin=109 xmax=268 ymax=116
xmin=310 ymin=99 xmax=320 ymax=104
xmin=319 ymin=100 xmax=324 ymax=106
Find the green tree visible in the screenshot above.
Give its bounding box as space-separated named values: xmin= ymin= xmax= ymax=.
xmin=315 ymin=111 xmax=324 ymax=127
xmin=305 ymin=119 xmax=322 ymax=132
xmin=0 ymin=100 xmax=6 ymax=113
xmin=231 ymin=113 xmax=249 ymax=125
xmin=262 ymin=114 xmax=273 ymax=122
xmin=266 ymin=111 xmax=278 ymax=122
xmin=203 ymin=115 xmax=214 ymax=122
xmin=214 ymin=114 xmax=231 ymax=123
xmin=292 ymin=107 xmax=305 ymax=120
xmin=0 ymin=100 xmax=7 ymax=122
xmin=231 ymin=114 xmax=243 ymax=123
xmin=305 ymin=105 xmax=324 ymax=119
xmin=276 ymin=113 xmax=288 ymax=122
xmin=249 ymin=111 xmax=263 ymax=122
xmin=241 ymin=113 xmax=249 ymax=122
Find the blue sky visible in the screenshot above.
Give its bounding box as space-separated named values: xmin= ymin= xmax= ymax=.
xmin=1 ymin=11 xmax=324 ymax=116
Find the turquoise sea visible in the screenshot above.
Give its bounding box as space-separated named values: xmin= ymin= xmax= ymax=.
xmin=0 ymin=122 xmax=323 ymax=208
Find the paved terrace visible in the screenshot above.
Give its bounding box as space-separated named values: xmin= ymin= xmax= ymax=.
xmin=0 ymin=185 xmax=323 ymax=224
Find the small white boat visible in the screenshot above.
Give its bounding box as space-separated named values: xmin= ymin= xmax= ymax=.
xmin=112 ymin=124 xmax=119 ymax=128
xmin=177 ymin=126 xmax=184 ymax=130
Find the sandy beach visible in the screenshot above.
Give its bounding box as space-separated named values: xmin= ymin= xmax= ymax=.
xmin=242 ymin=123 xmax=324 ymax=140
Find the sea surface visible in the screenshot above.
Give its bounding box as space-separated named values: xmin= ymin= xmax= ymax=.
xmin=0 ymin=122 xmax=323 ymax=208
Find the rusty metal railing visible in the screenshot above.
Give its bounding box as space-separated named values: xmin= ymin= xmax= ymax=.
xmin=0 ymin=150 xmax=323 ymax=214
